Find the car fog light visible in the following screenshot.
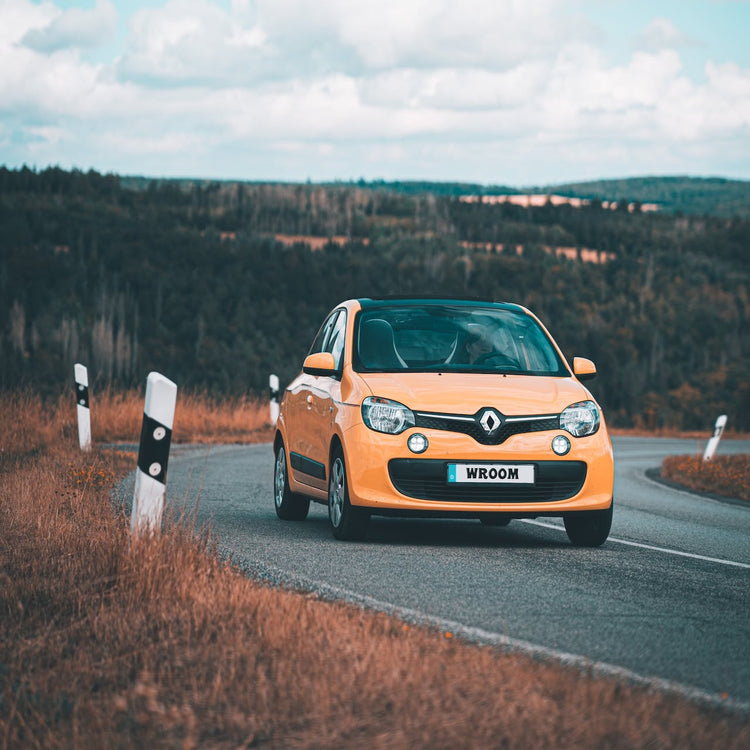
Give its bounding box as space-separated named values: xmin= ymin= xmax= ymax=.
xmin=552 ymin=435 xmax=571 ymax=456
xmin=407 ymin=433 xmax=428 ymax=454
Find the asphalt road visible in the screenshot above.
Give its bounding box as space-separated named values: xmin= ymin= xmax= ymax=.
xmin=163 ymin=436 xmax=750 ymax=707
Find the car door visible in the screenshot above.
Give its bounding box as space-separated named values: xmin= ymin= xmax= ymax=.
xmin=290 ymin=309 xmax=346 ymax=491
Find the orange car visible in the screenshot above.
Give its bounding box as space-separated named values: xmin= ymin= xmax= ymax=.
xmin=273 ymin=297 xmax=614 ymax=546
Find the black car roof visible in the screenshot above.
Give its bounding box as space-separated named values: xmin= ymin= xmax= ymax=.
xmin=357 ymin=296 xmax=525 ymax=313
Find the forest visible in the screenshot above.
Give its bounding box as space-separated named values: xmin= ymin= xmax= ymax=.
xmin=1 ymin=166 xmax=748 ymax=431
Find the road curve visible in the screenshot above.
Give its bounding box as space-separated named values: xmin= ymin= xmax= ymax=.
xmin=163 ymin=436 xmax=750 ymax=706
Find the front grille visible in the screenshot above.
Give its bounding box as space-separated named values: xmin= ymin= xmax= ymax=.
xmin=414 ymin=411 xmax=559 ymax=445
xmin=388 ymin=459 xmax=587 ymax=503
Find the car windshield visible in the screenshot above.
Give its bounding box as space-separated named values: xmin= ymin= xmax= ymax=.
xmin=353 ymin=304 xmax=568 ymax=375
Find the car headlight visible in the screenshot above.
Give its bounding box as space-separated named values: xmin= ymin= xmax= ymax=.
xmin=560 ymin=400 xmax=600 ymax=437
xmin=362 ymin=396 xmax=415 ymax=434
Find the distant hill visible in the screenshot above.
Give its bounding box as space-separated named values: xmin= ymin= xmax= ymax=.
xmin=328 ymin=176 xmax=750 ymax=217
xmin=306 ymin=176 xmax=750 ymax=217
xmin=535 ymin=176 xmax=750 ymax=218
xmin=117 ymin=174 xmax=750 ymax=218
xmin=119 ymin=176 xmax=522 ymax=199
xmin=339 ymin=179 xmax=520 ymax=197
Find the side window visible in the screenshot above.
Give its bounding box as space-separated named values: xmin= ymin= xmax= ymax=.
xmin=308 ymin=312 xmax=338 ymax=355
xmin=325 ymin=310 xmax=347 ymax=370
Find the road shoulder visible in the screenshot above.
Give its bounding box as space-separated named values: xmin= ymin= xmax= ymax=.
xmin=644 ymin=467 xmax=748 ymax=508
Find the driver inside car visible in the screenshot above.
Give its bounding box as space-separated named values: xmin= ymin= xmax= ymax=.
xmin=461 ymin=325 xmax=494 ymax=364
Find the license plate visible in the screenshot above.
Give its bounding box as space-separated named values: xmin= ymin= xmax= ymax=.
xmin=447 ymin=463 xmax=534 ymax=484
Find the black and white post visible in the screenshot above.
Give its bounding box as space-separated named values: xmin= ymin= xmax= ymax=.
xmin=131 ymin=372 xmax=177 ymax=534
xmin=703 ymin=414 xmax=727 ymax=461
xmin=269 ymin=373 xmax=280 ymax=426
xmin=74 ymin=363 xmax=92 ymax=452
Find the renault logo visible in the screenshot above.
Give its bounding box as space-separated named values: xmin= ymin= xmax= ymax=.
xmin=478 ymin=408 xmax=503 ymax=434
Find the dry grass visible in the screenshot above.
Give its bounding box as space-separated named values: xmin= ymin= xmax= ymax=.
xmin=662 ymin=454 xmax=750 ymax=502
xmin=0 ymin=391 xmax=72 ymax=462
xmin=91 ymin=388 xmax=274 ymax=444
xmin=1 ymin=391 xmax=749 ymax=748
xmin=0 ymin=389 xmax=273 ymax=456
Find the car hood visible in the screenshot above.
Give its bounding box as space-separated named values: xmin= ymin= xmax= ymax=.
xmin=356 ymin=372 xmax=591 ymax=416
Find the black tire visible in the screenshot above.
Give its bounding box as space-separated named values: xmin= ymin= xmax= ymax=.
xmin=479 ymin=514 xmax=512 ymax=527
xmin=564 ymin=501 xmax=613 ymax=547
xmin=328 ymin=448 xmax=369 ymax=541
xmin=274 ymin=442 xmax=310 ymax=521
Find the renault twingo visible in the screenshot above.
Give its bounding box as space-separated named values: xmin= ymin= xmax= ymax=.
xmin=273 ymin=298 xmax=614 ymax=545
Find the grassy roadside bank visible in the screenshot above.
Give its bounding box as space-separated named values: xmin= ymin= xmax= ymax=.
xmin=662 ymin=454 xmax=750 ymax=502
xmin=611 ymin=428 xmax=750 ymax=502
xmin=2 ymin=392 xmax=749 ymax=748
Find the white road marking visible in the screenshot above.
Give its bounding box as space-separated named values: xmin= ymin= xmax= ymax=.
xmin=520 ymin=519 xmax=750 ymax=570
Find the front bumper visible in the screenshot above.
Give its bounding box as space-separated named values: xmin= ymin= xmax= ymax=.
xmin=389 ymin=459 xmax=587 ymax=503
xmin=342 ymin=422 xmax=614 ymax=515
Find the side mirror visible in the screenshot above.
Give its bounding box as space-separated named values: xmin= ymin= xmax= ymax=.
xmin=572 ymin=357 xmax=597 ymax=381
xmin=303 ymin=351 xmax=337 ymax=376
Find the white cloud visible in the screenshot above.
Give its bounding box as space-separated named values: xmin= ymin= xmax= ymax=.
xmin=635 ymin=17 xmax=697 ymax=53
xmin=21 ymin=0 xmax=117 ymax=53
xmin=115 ymin=0 xmax=590 ymax=87
xmin=27 ymin=125 xmax=67 ymax=147
xmin=540 ymin=47 xmax=687 ymax=136
xmin=0 ymin=0 xmax=57 ymax=46
xmin=663 ymin=61 xmax=750 ymax=139
xmin=0 ymin=0 xmax=748 ymax=182
xmin=357 ymin=63 xmax=549 ymax=111
xmin=118 ymin=0 xmax=271 ymax=86
xmin=328 ymin=0 xmax=583 ymax=71
xmin=102 ymin=130 xmax=206 ymax=155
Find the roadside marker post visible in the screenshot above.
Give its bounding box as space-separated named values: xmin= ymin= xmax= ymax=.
xmin=269 ymin=373 xmax=280 ymax=426
xmin=131 ymin=372 xmax=177 ymax=534
xmin=703 ymin=414 xmax=727 ymax=461
xmin=74 ymin=363 xmax=92 ymax=452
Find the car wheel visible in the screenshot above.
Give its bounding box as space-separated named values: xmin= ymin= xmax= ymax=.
xmin=328 ymin=448 xmax=369 ymax=541
xmin=274 ymin=442 xmax=310 ymax=521
xmin=479 ymin=514 xmax=512 ymax=527
xmin=564 ymin=501 xmax=613 ymax=547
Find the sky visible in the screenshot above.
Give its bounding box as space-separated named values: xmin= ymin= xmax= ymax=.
xmin=1 ymin=0 xmax=749 ymax=186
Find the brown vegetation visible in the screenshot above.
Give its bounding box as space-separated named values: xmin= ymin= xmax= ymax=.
xmin=662 ymin=454 xmax=750 ymax=502
xmin=0 ymin=390 xmax=272 ymax=459
xmin=457 ymin=240 xmax=616 ymax=263
xmin=274 ymin=233 xmax=371 ymax=250
xmin=1 ymin=391 xmax=749 ymax=747
xmin=91 ymin=388 xmax=273 ymax=444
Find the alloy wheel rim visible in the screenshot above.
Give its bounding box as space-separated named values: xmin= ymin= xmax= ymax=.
xmin=274 ymin=448 xmax=285 ymax=508
xmin=330 ymin=458 xmax=344 ymax=527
